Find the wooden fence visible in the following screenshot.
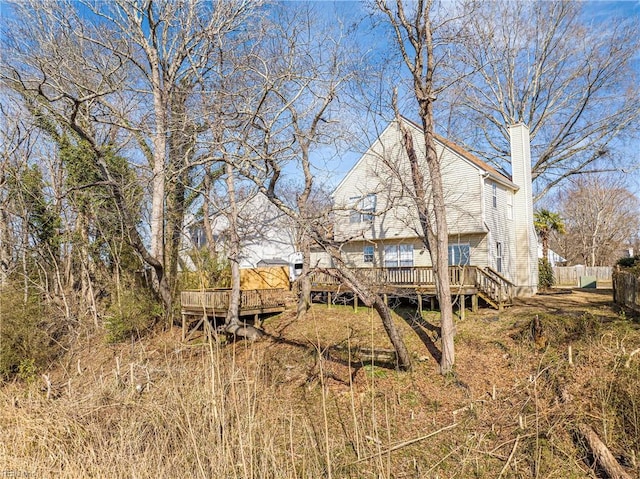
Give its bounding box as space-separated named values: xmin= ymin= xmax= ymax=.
xmin=613 ymin=270 xmax=640 ymax=313
xmin=553 ymin=266 xmax=612 ymax=286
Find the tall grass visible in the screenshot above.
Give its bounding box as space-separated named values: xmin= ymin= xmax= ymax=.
xmin=0 ymin=341 xmax=331 ymax=478
xmin=1 ymin=300 xmax=638 ymax=478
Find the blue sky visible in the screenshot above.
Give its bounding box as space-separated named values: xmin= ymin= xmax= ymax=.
xmin=1 ymin=0 xmax=638 ymax=195
xmin=315 ymin=0 xmax=640 ymax=196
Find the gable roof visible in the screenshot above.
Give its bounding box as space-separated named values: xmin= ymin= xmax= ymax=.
xmin=334 ymin=117 xmax=517 ymax=194
xmin=403 ymin=116 xmax=517 ymax=190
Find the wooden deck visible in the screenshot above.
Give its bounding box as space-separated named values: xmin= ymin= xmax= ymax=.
xmin=179 ymin=266 xmax=513 ymax=342
xmin=181 ymin=288 xmax=288 ymax=317
xmin=309 ymin=265 xmax=514 ymax=310
xmin=180 ymin=288 xmax=289 ymax=341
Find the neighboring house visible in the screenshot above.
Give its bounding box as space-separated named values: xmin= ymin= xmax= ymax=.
xmin=313 ymin=117 xmax=539 ymax=297
xmin=184 ymin=192 xmax=297 ymax=270
xmin=537 ymin=243 xmax=566 ymax=266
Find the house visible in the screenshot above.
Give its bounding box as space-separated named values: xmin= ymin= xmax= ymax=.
xmin=537 ymin=244 xmax=566 ymax=266
xmin=313 ymin=117 xmax=538 ymax=297
xmin=184 ymin=192 xmax=298 ymax=270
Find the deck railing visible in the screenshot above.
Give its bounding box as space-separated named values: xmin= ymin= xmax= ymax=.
xmin=474 ymin=267 xmax=514 ymax=306
xmin=309 ymin=265 xmax=514 ymax=306
xmin=309 ymin=266 xmax=477 ymax=288
xmin=181 ymin=288 xmax=287 ymax=312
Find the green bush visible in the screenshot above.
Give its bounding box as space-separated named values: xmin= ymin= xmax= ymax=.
xmin=105 ymin=286 xmax=163 ymax=343
xmin=0 ymin=284 xmax=64 ymax=381
xmin=617 ymin=255 xmax=639 ymax=269
xmin=538 ymin=258 xmax=555 ymax=289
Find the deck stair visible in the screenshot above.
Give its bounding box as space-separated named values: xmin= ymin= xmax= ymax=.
xmin=475 ymin=267 xmax=514 ymax=310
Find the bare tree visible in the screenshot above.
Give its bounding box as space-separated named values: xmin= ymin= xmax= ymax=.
xmin=223 ymin=3 xmax=413 ymax=367
xmin=374 ymin=0 xmax=468 ymax=374
xmin=451 ymin=1 xmax=640 ymax=201
xmin=553 ymin=176 xmax=640 ymax=267
xmin=1 ymin=0 xmax=258 ymax=313
xmin=77 ymin=0 xmax=255 ymax=269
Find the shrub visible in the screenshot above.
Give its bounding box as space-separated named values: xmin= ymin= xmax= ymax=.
xmin=0 ymin=284 xmax=65 ymax=381
xmin=105 ymin=286 xmax=163 ymax=343
xmin=617 ymin=255 xmax=639 ymax=269
xmin=538 ymin=258 xmax=555 ymax=289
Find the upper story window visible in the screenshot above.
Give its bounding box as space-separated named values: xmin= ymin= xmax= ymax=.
xmin=363 ymin=245 xmax=374 ymax=263
xmin=492 ymin=183 xmax=497 ymax=208
xmin=448 ymin=243 xmax=470 ymax=266
xmin=350 ymin=193 xmax=377 ymax=223
xmin=506 ymin=192 xmax=513 ymax=220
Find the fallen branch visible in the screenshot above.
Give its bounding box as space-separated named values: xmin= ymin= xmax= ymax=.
xmin=498 ymin=434 xmax=520 ymax=479
xmin=624 ymin=348 xmax=640 ymax=368
xmin=350 ymin=422 xmax=458 ymax=464
xmin=577 ymin=423 xmax=632 ymax=479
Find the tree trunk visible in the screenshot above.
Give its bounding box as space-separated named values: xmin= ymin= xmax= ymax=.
xmin=165 ymin=175 xmax=185 ymax=296
xmin=202 ymin=169 xmax=219 ymax=261
xmin=322 ymin=245 xmax=412 ymax=370
xmin=541 ymin=232 xmax=549 ymax=263
xmin=224 ymin=162 xmax=241 ymax=331
xmin=296 ymin=236 xmax=312 ymax=319
xmin=295 ymin=139 xmax=314 ymax=319
xmin=0 ymin=204 xmax=11 ymax=286
xmin=421 ymin=119 xmax=455 ymax=374
xmin=150 ymin=80 xmax=167 ymax=273
xmin=397 ymin=116 xmax=455 ymax=373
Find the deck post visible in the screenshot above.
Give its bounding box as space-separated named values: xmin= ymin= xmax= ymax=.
xmin=383 ymin=293 xmax=388 ymax=306
xmin=204 ymin=316 xmax=212 ymax=343
xmin=327 ymin=291 xmax=332 ymax=309
xmin=459 ymin=295 xmax=466 ymax=320
xmin=471 ymin=294 xmax=478 ymax=313
xmin=417 ymin=294 xmax=423 ymax=316
xmin=430 ymin=296 xmax=435 ymax=311
xmin=354 ymin=294 xmax=358 ymax=312
xmin=181 ymin=313 xmax=187 ymax=342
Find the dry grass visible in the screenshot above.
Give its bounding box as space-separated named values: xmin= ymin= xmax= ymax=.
xmin=1 ymin=289 xmax=639 ymax=478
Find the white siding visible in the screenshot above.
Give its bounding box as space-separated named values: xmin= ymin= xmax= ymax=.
xmin=340 ymin=234 xmax=487 ymax=269
xmin=483 ymin=180 xmax=517 ymax=282
xmin=509 ymin=124 xmax=538 ymax=295
xmin=333 ymin=120 xmax=487 ymax=244
xmin=310 ymin=249 xmax=333 ymax=268
xmin=327 ymin=118 xmax=537 ymax=299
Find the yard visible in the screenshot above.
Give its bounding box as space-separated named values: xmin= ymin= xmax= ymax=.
xmin=1 ymin=288 xmax=638 ymax=478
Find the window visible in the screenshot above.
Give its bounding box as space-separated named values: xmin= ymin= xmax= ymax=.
xmin=506 ymin=192 xmax=513 ymax=220
xmin=496 ymin=242 xmax=503 ymax=273
xmin=363 ymin=245 xmax=374 ymax=263
xmin=350 ymin=194 xmax=377 ymax=223
xmin=492 ymin=183 xmax=497 ymax=208
xmin=384 ymin=244 xmax=413 ymax=267
xmin=448 ymin=244 xmax=470 ymax=266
